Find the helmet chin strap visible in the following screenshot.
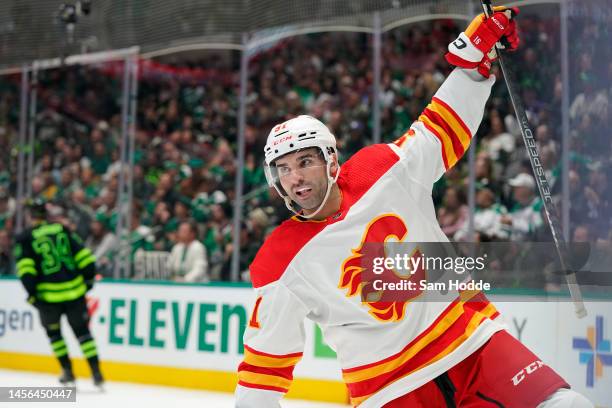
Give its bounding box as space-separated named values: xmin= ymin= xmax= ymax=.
xmin=283 ymin=161 xmax=341 ymax=220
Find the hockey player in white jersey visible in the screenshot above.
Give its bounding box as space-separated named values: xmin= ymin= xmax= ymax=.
xmin=235 ymin=7 xmax=592 ymax=408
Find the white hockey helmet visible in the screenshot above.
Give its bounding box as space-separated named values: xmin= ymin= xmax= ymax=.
xmin=263 ymin=115 xmax=340 ymax=219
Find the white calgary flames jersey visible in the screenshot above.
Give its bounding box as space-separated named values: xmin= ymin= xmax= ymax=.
xmin=235 ymin=68 xmax=505 ymax=407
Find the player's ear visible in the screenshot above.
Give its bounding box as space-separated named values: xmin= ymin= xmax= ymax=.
xmin=330 ymin=152 xmax=340 ymax=177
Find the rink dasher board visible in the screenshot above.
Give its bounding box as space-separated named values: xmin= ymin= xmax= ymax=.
xmin=0 ymin=278 xmax=347 ymax=403
xmin=0 ymin=278 xmax=610 ymax=406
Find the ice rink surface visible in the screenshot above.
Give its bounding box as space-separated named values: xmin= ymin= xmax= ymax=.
xmin=0 ymin=369 xmax=348 ymax=408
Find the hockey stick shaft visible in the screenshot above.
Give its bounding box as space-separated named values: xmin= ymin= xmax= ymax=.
xmin=481 ymin=0 xmax=587 ymax=318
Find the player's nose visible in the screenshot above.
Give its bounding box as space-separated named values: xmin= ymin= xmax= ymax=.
xmin=288 ymin=169 xmax=306 ymax=186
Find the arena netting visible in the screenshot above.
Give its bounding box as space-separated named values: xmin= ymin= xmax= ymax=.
xmin=0 ymin=0 xmax=475 ymax=70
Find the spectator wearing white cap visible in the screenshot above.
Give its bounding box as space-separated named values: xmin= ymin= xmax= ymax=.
xmin=501 ymin=173 xmax=543 ymax=240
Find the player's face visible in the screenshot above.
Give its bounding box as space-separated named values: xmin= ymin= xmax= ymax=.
xmin=274 ymin=148 xmax=329 ymax=211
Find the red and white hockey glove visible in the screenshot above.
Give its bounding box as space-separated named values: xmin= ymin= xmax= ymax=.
xmin=446 ymin=6 xmax=520 ymax=77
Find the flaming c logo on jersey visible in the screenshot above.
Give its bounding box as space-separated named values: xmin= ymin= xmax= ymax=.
xmin=339 ymin=214 xmax=424 ymax=323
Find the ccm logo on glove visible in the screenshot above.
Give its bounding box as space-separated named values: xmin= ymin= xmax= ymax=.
xmin=491 ymin=15 xmax=506 ymax=31
xmin=445 ymin=6 xmax=520 ymax=77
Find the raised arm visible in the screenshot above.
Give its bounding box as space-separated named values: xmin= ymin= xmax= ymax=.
xmin=390 ymin=6 xmax=520 ymax=189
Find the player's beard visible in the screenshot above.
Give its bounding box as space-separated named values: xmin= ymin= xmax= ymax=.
xmin=290 ymin=177 xmax=329 ymax=212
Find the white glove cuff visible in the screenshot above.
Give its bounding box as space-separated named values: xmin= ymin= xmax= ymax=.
xmin=448 ymin=32 xmax=484 ymax=63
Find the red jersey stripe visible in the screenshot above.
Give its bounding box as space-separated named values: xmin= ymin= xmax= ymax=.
xmin=432 ymin=97 xmax=472 ymax=138
xmin=422 ymin=107 xmax=466 ymax=160
xmin=244 ymin=344 xmax=303 ymax=359
xmin=238 ymin=380 xmax=288 ymax=394
xmin=238 ymin=361 xmax=295 ymax=380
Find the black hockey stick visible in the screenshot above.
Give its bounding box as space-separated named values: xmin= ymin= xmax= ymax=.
xmin=481 ymin=0 xmax=587 ymax=318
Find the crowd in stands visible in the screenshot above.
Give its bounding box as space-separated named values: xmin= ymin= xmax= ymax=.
xmin=0 ymin=9 xmax=609 ymax=285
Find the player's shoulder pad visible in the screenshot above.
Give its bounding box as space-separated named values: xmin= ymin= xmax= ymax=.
xmin=55 ymin=223 xmax=83 ymax=240
xmin=342 ymin=143 xmax=398 ymax=173
xmin=337 ymin=143 xmax=400 ymax=197
xmin=249 ymin=217 xmax=328 ymax=288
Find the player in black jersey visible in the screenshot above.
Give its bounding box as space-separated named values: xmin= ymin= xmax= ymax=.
xmin=14 ymin=199 xmax=104 ymax=389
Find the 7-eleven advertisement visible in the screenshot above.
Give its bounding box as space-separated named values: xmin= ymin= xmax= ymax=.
xmin=0 ymin=278 xmax=346 ymax=403
xmin=0 ymin=277 xmax=610 ymax=406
